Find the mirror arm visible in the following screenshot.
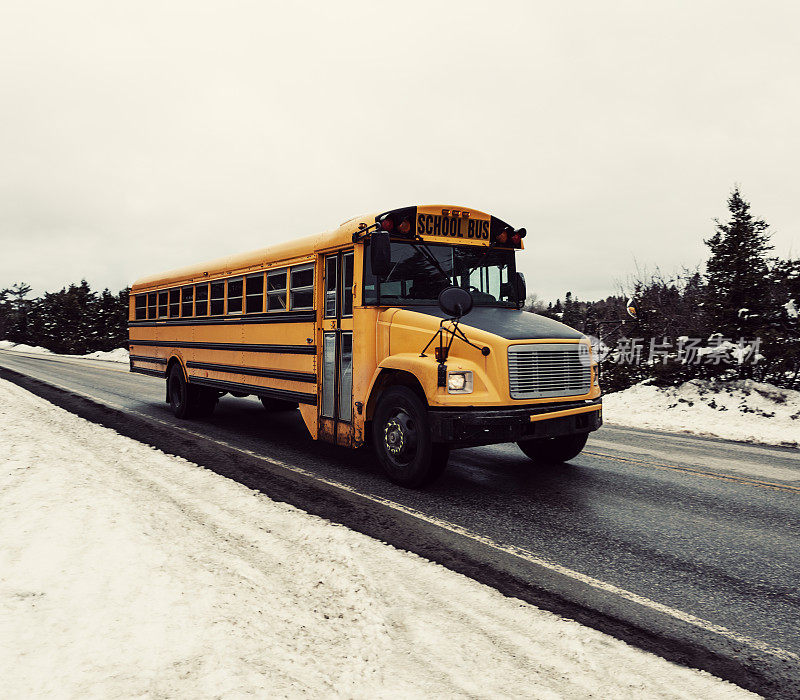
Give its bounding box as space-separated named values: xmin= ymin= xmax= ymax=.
xmin=589 ymin=318 xmax=636 ymax=350
xmin=419 ymin=326 xmax=443 ymax=358
xmin=444 ymin=319 xmax=491 ymax=356
xmin=351 ymin=221 xmax=381 ymax=243
xmin=421 ymin=318 xmax=490 ymax=359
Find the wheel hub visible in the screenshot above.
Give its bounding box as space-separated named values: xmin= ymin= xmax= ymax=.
xmin=384 ymin=418 xmax=405 ymax=454
xmin=383 ymin=411 xmax=417 ymax=463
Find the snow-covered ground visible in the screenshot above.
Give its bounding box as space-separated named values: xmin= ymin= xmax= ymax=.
xmin=78 ymin=347 xmax=129 ymax=362
xmin=0 ymin=379 xmax=753 ymax=698
xmin=0 ymin=340 xmax=128 ymax=363
xmin=604 ymin=379 xmax=800 ymax=448
xmin=0 ymin=340 xmax=52 ymax=355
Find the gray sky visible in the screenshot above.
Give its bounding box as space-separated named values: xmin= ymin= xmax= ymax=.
xmin=1 ymin=1 xmax=798 ymax=304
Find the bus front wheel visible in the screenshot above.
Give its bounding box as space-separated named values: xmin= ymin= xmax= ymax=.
xmin=517 ymin=433 xmax=588 ymax=465
xmin=372 ymin=386 xmax=449 ymax=488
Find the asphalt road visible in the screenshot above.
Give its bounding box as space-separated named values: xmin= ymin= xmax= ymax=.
xmin=2 ymin=349 xmax=799 ymax=693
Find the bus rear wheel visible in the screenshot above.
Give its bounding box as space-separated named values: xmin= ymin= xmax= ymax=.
xmin=372 ymin=386 xmax=449 ymax=488
xmin=168 ymin=364 xmax=216 ymax=419
xmin=517 ymin=433 xmax=588 ymax=465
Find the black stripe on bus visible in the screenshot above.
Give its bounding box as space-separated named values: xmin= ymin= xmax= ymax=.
xmin=128 ymin=340 xmax=316 ymax=355
xmin=129 ymin=355 xmax=168 ymax=365
xmin=130 ymin=365 xmax=167 ymax=378
xmin=128 ymin=310 xmax=316 ymax=327
xmin=188 ymin=376 xmax=317 ymax=406
xmin=186 ymin=361 xmax=316 ymax=384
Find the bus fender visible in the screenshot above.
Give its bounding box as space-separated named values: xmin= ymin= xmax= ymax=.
xmin=364 ymin=354 xmax=438 ymax=420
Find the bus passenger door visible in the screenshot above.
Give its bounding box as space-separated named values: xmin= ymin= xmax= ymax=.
xmin=319 ymin=249 xmax=354 ymax=447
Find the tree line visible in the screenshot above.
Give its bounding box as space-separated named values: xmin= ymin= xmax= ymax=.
xmin=0 ymin=281 xmax=129 ymax=355
xmin=528 ymin=188 xmax=800 ymax=390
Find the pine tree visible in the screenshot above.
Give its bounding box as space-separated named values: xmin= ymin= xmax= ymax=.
xmin=562 ymin=291 xmax=583 ymax=330
xmin=704 ymin=188 xmax=773 ymax=338
xmin=4 ymin=282 xmax=33 ymax=343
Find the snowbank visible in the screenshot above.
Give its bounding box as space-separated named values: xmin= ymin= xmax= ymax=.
xmin=0 ymin=340 xmax=51 ymax=355
xmin=0 ymin=379 xmax=752 ymax=698
xmin=604 ymin=379 xmax=800 ymax=448
xmin=80 ymin=347 xmax=129 ymax=363
xmin=0 ymin=341 xmax=128 ymax=363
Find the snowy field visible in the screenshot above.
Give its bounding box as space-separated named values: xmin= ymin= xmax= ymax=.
xmin=0 ymin=379 xmax=754 ymax=699
xmin=604 ymin=379 xmax=800 ymax=448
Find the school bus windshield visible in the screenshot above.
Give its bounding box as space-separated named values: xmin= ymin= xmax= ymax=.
xmin=364 ymin=241 xmax=518 ymax=307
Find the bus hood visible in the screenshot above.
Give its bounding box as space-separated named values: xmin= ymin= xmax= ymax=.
xmin=408 ymin=306 xmax=585 ymax=341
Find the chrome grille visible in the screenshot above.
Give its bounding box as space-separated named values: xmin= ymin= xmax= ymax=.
xmin=508 ymin=343 xmax=592 ymax=399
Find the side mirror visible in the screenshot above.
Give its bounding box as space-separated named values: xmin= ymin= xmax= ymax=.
xmin=438 ymin=286 xmax=473 ymax=318
xmin=370 ymin=230 xmax=391 ymax=277
xmin=626 ymin=298 xmax=637 ymax=319
xmin=514 ymin=272 xmax=526 ymax=304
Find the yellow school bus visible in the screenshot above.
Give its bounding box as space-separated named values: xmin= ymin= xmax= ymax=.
xmin=129 ymin=205 xmax=602 ymax=487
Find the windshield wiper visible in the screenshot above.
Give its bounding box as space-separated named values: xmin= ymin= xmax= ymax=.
xmin=408 ymin=237 xmax=452 ymax=284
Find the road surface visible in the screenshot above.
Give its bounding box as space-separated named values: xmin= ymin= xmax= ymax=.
xmin=2 ymin=349 xmax=798 ymax=694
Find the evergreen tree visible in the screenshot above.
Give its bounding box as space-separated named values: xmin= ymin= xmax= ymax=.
xmin=5 ymin=282 xmax=33 ymax=343
xmin=94 ymin=287 xmax=130 ymax=350
xmin=0 ymin=287 xmax=9 ymax=340
xmin=704 ymin=188 xmax=774 ymax=338
xmin=561 ymin=291 xmax=584 ymax=330
xmin=37 ymin=281 xmax=99 ymax=354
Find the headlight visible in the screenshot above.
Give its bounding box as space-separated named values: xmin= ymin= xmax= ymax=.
xmin=447 ymin=371 xmax=473 ymax=394
xmin=592 ymin=364 xmax=599 ymax=386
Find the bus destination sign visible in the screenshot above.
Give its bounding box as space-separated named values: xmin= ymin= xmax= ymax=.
xmin=416 ymin=209 xmax=490 ymax=242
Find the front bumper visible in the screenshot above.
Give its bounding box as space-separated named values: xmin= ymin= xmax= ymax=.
xmin=428 ymin=398 xmax=602 ymax=448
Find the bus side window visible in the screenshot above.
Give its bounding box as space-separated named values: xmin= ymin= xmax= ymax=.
xmin=290 ymin=264 xmax=314 ymax=310
xmin=147 ymin=293 xmax=156 ymax=319
xmin=169 ymin=289 xmax=180 ymax=317
xmin=135 ymin=294 xmax=146 ymax=320
xmin=195 ymin=283 xmax=209 ymax=316
xmin=181 ymin=286 xmax=194 ymax=317
xmin=210 ymin=281 xmax=225 ymax=315
xmin=341 ymin=252 xmax=354 ymax=317
xmin=227 ymin=278 xmax=243 ymax=314
xmin=245 ymin=273 xmax=264 ymax=314
xmin=324 ymin=255 xmax=337 ymax=318
xmin=158 ymin=291 xmax=168 ymax=318
xmin=267 ymin=269 xmax=287 ymax=311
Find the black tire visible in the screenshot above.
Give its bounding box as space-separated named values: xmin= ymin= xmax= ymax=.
xmin=371 ymin=386 xmax=449 ymax=488
xmin=517 ymin=433 xmax=588 ymax=465
xmin=168 ymin=364 xmax=191 ymax=418
xmin=259 ymin=396 xmax=299 ymax=412
xmin=168 ymin=364 xmax=217 ymax=419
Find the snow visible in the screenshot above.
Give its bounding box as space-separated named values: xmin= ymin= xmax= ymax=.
xmin=0 ymin=379 xmax=754 ymax=698
xmin=604 ymin=379 xmax=800 ymax=448
xmin=79 ymin=347 xmax=130 ymax=363
xmin=0 ymin=340 xmax=51 ymax=355
xmin=785 ymin=299 xmax=798 ymax=318
xmin=0 ymin=341 xmax=128 ymax=363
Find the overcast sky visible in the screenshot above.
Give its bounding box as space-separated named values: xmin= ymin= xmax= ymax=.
xmin=1 ymin=1 xmax=798 ymax=303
